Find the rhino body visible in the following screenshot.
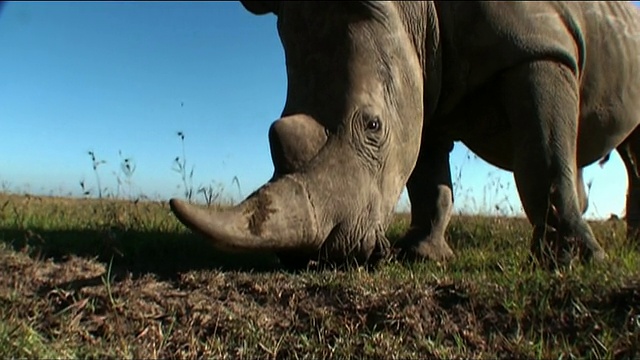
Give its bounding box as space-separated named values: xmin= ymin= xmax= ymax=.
xmin=171 ymin=1 xmax=640 ymax=268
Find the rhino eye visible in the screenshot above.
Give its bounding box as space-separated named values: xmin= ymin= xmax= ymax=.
xmin=365 ymin=116 xmax=381 ymax=132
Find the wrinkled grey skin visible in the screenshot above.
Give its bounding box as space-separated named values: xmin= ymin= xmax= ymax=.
xmin=171 ymin=1 xmax=640 ymax=269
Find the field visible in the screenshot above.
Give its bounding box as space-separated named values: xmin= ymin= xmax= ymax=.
xmin=0 ymin=192 xmax=638 ymax=359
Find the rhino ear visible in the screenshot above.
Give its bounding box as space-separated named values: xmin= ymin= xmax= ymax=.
xmin=240 ymin=1 xmax=280 ymax=16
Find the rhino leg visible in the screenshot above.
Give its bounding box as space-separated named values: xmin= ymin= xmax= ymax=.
xmin=396 ymin=140 xmax=455 ymax=262
xmin=505 ymin=61 xmax=606 ymax=268
xmin=617 ymin=126 xmax=640 ymax=248
xmin=268 ymin=115 xmax=328 ymax=269
xmin=576 ymin=168 xmax=589 ymax=215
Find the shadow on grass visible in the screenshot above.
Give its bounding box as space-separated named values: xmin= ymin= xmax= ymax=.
xmin=0 ymin=226 xmax=283 ymax=280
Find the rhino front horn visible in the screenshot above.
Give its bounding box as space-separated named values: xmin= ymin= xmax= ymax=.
xmin=169 ymin=175 xmax=320 ymax=252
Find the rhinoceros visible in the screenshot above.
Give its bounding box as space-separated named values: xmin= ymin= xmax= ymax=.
xmin=170 ymin=1 xmax=640 ymax=268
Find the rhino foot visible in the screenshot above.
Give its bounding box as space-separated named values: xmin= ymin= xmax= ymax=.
xmin=529 ymin=225 xmax=606 ymax=270
xmin=365 ymin=231 xmax=394 ymax=269
xmin=395 ymin=228 xmax=454 ymax=262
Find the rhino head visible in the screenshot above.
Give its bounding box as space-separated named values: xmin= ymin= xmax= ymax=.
xmin=170 ymin=1 xmax=427 ymax=266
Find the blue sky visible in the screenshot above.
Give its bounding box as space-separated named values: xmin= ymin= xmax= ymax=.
xmin=0 ymin=1 xmax=636 ymax=219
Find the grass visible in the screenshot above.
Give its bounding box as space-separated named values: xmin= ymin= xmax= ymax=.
xmin=0 ymin=191 xmax=639 ymax=359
